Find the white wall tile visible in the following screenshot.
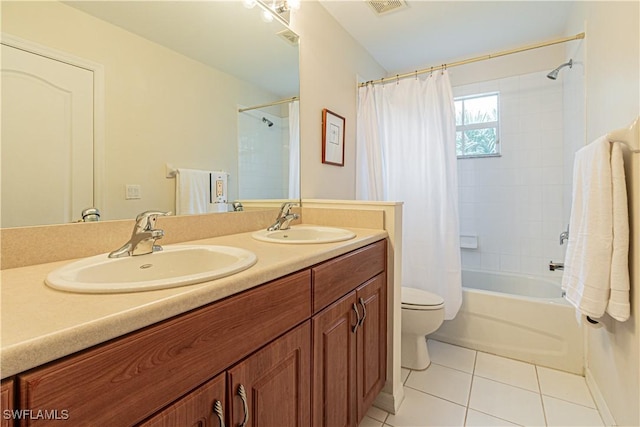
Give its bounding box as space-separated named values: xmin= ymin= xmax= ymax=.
xmin=499 ymin=254 xmax=521 ymax=272
xmin=456 ymin=70 xmax=577 ymax=277
xmin=480 ymin=253 xmax=500 ymax=271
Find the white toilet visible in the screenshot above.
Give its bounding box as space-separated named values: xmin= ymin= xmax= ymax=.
xmin=401 ymin=286 xmax=445 ymax=370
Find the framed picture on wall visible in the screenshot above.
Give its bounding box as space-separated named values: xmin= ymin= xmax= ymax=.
xmin=322 ymin=108 xmax=345 ymax=166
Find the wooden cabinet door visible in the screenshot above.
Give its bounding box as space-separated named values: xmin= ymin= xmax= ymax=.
xmin=356 ymin=274 xmax=387 ymax=422
xmin=139 ymin=374 xmax=226 ymax=427
xmin=227 ymin=322 xmax=311 ymax=427
xmin=312 ymin=292 xmax=358 ymax=427
xmin=1 ymin=379 xmax=14 ymax=427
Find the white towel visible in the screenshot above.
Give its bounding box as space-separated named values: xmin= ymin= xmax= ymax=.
xmin=175 ymin=168 xmax=210 ymax=215
xmin=562 ymin=136 xmax=630 ymax=322
xmin=607 ymin=142 xmax=630 ymax=321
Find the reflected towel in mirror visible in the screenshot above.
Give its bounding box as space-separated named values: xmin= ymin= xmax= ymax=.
xmin=176 ymin=168 xmax=211 ymax=215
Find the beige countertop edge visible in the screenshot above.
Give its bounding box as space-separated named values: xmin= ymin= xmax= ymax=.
xmin=0 ymin=227 xmax=387 ymax=379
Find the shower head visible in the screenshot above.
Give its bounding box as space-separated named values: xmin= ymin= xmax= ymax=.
xmin=547 ymin=59 xmax=573 ymax=80
xmin=262 ymin=117 xmax=274 ymax=127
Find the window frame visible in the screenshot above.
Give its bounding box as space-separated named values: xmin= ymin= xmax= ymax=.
xmin=455 ymin=91 xmax=501 ymax=159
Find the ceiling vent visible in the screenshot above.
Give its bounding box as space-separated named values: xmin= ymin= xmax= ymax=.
xmin=366 ymin=0 xmax=407 ymax=16
xmin=277 ymin=29 xmax=299 ymax=46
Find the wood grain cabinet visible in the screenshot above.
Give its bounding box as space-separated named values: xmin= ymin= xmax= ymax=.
xmin=12 ymin=239 xmax=387 ymax=427
xmin=141 ymin=322 xmax=310 ymax=427
xmin=18 ymin=270 xmax=311 ymax=427
xmin=139 ymin=374 xmax=226 ymax=427
xmin=312 ymin=241 xmax=387 ymax=427
xmin=227 ymin=322 xmax=311 ymax=427
xmin=1 ymin=379 xmax=14 ymax=427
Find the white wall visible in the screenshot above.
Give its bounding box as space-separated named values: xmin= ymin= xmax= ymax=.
xmin=456 ymin=71 xmax=569 ymax=277
xmin=290 ymin=2 xmax=386 ymax=200
xmin=2 ymin=1 xmax=281 ymax=221
xmin=564 ymin=3 xmax=640 ymax=426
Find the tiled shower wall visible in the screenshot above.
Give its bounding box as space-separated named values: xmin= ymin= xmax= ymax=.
xmin=238 ymin=110 xmax=290 ymax=199
xmin=455 ymin=71 xmax=571 ymax=277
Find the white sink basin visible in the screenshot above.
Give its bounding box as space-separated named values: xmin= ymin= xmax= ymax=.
xmin=45 ymin=245 xmax=257 ymax=293
xmin=252 ymin=226 xmax=356 ymax=244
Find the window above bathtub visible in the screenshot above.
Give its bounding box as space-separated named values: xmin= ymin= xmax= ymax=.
xmin=455 ymin=92 xmax=501 ymax=158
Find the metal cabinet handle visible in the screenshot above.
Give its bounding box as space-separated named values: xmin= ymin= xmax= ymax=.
xmin=358 ymin=297 xmax=367 ymax=326
xmin=352 ymin=303 xmax=361 ymax=333
xmin=237 ymin=384 xmax=249 ymax=427
xmin=213 ymin=400 xmax=226 ymax=427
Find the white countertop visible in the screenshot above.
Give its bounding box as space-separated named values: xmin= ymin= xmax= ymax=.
xmin=1 ymin=226 xmax=387 ymax=379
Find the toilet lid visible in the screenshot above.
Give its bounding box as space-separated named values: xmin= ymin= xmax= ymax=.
xmin=401 ymin=287 xmax=444 ymax=307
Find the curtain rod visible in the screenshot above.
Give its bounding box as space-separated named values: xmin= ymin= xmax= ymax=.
xmin=238 ymin=96 xmax=299 ymax=113
xmin=359 ymin=32 xmax=585 ymax=88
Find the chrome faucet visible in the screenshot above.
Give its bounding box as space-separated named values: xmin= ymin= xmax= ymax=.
xmin=109 ymin=210 xmax=171 ymax=258
xmin=549 ymin=261 xmax=564 ymax=271
xmin=559 ymin=225 xmax=569 ymax=245
xmin=267 ymin=202 xmax=299 ymax=231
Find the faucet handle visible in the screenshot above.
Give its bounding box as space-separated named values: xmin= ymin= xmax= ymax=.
xmin=278 ymin=202 xmax=298 ymax=216
xmin=135 ymin=210 xmax=171 ymax=231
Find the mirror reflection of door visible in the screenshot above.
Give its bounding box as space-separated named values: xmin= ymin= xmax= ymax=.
xmin=1 ymin=43 xmax=94 ymax=227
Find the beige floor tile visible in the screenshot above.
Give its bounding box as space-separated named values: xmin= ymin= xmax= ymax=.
xmin=469 ymin=376 xmax=545 ymax=426
xmin=464 ymin=409 xmax=519 ymax=426
xmin=388 ymin=341 xmax=607 ymax=427
xmin=406 ymin=363 xmax=473 ymax=405
xmin=358 ymin=416 xmax=385 ymax=427
xmin=427 ymin=339 xmax=477 ymax=373
xmin=386 ymin=387 xmax=466 ymax=427
xmin=543 ymin=395 xmax=604 ymax=426
xmin=537 ymin=366 xmax=596 ymax=408
xmin=366 ymin=405 xmax=389 ymax=423
xmin=474 ymin=352 xmax=539 ymax=392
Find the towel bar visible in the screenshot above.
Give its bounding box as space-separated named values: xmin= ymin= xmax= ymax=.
xmin=166 ymin=163 xmax=177 ymax=178
xmin=607 ymin=116 xmax=640 ymax=153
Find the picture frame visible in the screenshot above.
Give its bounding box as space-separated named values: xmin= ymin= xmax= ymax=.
xmin=322 ymin=108 xmax=345 ymax=166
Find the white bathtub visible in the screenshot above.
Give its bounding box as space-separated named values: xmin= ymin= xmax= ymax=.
xmin=430 ymin=269 xmax=584 ymax=374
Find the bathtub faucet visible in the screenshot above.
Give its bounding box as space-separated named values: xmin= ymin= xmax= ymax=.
xmin=559 ymin=226 xmax=569 ymax=245
xmin=549 ymin=261 xmax=564 ymax=271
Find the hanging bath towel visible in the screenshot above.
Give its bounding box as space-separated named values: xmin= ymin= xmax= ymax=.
xmin=175 ymin=168 xmax=210 ymax=215
xmin=562 ymin=136 xmax=630 ymax=322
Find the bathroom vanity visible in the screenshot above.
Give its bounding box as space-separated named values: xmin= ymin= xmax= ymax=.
xmin=0 ymin=230 xmax=387 ymax=426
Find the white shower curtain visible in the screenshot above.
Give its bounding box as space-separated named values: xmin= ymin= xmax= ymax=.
xmin=356 ymin=71 xmax=462 ymax=319
xmin=288 ymin=100 xmax=300 ymax=199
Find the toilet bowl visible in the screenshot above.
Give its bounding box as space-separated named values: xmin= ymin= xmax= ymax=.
xmin=401 ymin=287 xmax=445 ymax=370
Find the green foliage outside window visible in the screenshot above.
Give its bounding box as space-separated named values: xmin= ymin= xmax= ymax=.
xmin=455 ymin=93 xmax=499 ymax=158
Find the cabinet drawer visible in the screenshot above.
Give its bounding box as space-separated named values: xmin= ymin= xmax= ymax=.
xmin=312 ymin=240 xmax=385 ymax=313
xmin=19 ymin=270 xmax=311 ymax=427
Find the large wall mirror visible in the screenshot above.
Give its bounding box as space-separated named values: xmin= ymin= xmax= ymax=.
xmin=1 ymin=1 xmax=300 ymax=228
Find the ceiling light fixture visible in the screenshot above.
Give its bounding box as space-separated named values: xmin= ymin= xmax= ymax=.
xmin=246 ymin=0 xmax=298 ymax=25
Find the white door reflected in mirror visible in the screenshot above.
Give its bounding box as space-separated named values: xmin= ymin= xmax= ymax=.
xmin=1 ymin=44 xmax=94 ymax=227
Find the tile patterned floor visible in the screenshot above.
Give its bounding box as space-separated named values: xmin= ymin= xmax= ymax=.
xmin=360 ymin=340 xmax=605 ymax=427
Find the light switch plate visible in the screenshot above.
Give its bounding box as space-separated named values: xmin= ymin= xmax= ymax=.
xmin=126 ymin=184 xmax=141 ymax=200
